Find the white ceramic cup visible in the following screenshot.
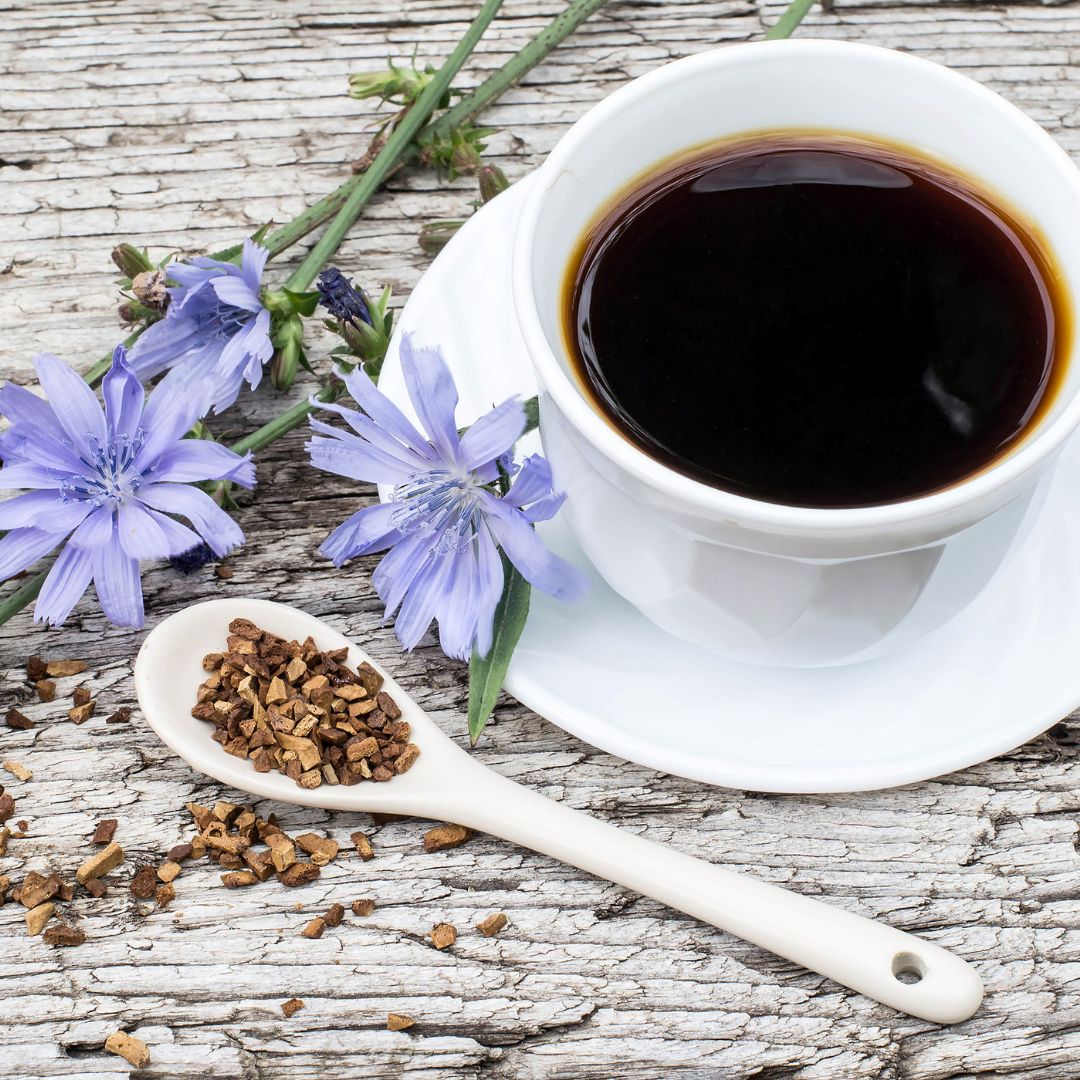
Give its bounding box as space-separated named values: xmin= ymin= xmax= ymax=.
xmin=512 ymin=39 xmax=1080 ymax=668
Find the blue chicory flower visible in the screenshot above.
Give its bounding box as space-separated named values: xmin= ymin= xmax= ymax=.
xmin=128 ymin=239 xmax=273 ymax=414
xmin=0 ymin=346 xmax=254 ymax=627
xmin=306 ymin=335 xmax=586 ymax=660
xmin=316 ymin=267 xmax=372 ymax=327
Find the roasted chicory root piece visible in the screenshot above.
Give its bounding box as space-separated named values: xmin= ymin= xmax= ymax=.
xmin=193 ymin=618 xmax=420 ymax=789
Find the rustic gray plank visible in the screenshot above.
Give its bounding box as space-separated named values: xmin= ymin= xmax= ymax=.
xmin=3 ymin=0 xmax=1080 ymax=1077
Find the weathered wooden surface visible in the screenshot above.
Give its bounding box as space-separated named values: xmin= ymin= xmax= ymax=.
xmin=3 ymin=0 xmax=1080 ymax=1076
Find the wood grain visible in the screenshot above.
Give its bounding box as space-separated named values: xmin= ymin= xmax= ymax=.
xmin=3 ymin=0 xmax=1080 ymax=1076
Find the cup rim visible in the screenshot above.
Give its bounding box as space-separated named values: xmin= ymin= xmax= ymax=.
xmin=511 ymin=38 xmax=1080 ymax=532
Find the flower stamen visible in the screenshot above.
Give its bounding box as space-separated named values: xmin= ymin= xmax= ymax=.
xmin=391 ymin=470 xmax=484 ymax=553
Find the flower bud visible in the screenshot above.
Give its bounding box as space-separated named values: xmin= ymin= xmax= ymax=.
xmin=270 ymin=314 xmax=304 ymax=391
xmin=270 ymin=346 xmax=299 ymax=392
xmin=315 ymin=269 xmax=371 ymax=327
xmin=478 ymin=165 xmax=509 ymax=204
xmin=450 ymin=141 xmax=482 ymax=176
xmin=338 ymin=317 xmax=383 ymax=361
xmin=418 ymin=220 xmax=464 ymax=256
xmin=348 ymin=60 xmax=434 ymax=105
xmin=111 ymin=243 xmax=154 ymax=279
xmin=417 ymin=143 xmax=438 ymax=170
xmin=348 ymin=70 xmax=397 ymax=101
xmin=118 ymin=298 xmax=162 ymax=328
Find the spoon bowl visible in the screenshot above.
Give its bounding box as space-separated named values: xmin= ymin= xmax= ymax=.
xmin=135 ymin=596 xmax=481 ymax=822
xmin=135 ymin=597 xmax=984 ymax=1025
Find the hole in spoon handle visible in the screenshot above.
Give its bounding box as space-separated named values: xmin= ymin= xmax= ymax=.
xmin=893 ymin=950 xmax=925 ymax=984
xmin=859 ymin=939 xmax=983 ymax=1024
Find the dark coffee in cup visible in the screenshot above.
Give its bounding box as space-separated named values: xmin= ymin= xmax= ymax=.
xmin=563 ymin=132 xmax=1070 ymax=508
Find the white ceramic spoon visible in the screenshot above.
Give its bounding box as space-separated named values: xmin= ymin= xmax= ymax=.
xmin=134 ymin=597 xmax=983 ymax=1024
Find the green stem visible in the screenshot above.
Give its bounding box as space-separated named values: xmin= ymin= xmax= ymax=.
xmin=229 ymin=382 xmax=343 ymax=456
xmin=0 ymin=566 xmax=48 ymax=627
xmin=212 ymin=0 xmax=611 ymax=268
xmin=765 ymin=0 xmax=816 ymax=39
xmin=431 ymin=0 xmax=609 ymax=140
xmin=263 ymin=195 xmax=347 ymax=261
xmin=284 ymin=0 xmax=507 ymax=294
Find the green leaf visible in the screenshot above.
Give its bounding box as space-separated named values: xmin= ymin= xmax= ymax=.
xmin=297 ymin=345 xmax=316 ymax=375
xmin=523 ymin=395 xmax=539 ymax=435
xmin=248 ymin=220 xmax=274 ymax=246
xmin=282 ymin=287 xmax=322 ymax=317
xmin=468 ymin=557 xmax=530 ymax=744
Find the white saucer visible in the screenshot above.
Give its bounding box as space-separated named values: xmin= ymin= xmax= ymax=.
xmin=377 ymin=176 xmax=1080 ymax=793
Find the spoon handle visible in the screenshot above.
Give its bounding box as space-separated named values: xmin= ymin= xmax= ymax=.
xmin=434 ymin=768 xmax=982 ymax=1023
